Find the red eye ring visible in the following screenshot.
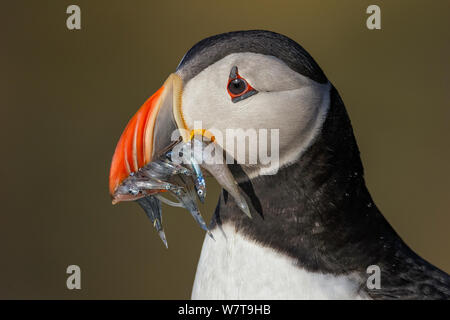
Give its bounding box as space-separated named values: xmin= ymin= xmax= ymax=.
xmin=227 ymin=66 xmax=258 ymax=103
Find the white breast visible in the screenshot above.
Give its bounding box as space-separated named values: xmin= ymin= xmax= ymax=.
xmin=191 ymin=223 xmax=367 ymax=300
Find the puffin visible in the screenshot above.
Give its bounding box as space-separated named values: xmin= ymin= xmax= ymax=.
xmin=109 ymin=30 xmax=450 ymax=299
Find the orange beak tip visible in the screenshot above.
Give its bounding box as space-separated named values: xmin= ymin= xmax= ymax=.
xmin=109 ymin=73 xmax=186 ymax=202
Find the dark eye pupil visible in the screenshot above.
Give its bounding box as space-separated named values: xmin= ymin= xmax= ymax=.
xmin=228 ymin=78 xmax=246 ymax=95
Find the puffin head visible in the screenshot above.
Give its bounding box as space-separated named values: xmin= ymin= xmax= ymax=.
xmin=109 ymin=30 xmax=332 ymax=202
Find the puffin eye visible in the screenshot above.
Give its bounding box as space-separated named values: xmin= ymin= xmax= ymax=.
xmin=227 ymin=66 xmax=258 ymax=103
xmin=228 ymin=78 xmax=247 ymax=95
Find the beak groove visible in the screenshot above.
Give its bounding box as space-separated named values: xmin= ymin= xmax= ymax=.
xmin=109 ymin=74 xmax=186 ymax=200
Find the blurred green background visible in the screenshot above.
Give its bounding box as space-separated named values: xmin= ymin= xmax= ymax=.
xmin=0 ymin=0 xmax=449 ymax=299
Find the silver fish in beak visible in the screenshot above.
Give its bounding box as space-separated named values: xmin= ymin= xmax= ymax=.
xmin=109 ymin=74 xmax=250 ymax=247
xmin=136 ymin=196 xmax=167 ymax=248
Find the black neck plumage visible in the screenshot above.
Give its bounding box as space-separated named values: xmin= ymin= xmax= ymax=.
xmin=212 ymin=86 xmax=404 ymax=275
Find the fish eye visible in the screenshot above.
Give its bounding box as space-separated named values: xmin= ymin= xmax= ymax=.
xmin=197 ymin=189 xmax=203 ymax=196
xmin=128 ymin=187 xmax=139 ymax=195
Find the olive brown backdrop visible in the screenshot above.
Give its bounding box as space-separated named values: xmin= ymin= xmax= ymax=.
xmin=1 ymin=0 xmax=449 ymax=299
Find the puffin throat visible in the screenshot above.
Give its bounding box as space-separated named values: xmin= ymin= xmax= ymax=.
xmin=212 ymin=86 xmax=400 ymax=275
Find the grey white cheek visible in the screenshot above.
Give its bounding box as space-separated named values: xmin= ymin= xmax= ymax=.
xmin=180 ymin=52 xmax=331 ymax=177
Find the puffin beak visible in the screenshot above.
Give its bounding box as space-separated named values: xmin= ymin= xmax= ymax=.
xmin=109 ymin=74 xmax=189 ymax=203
